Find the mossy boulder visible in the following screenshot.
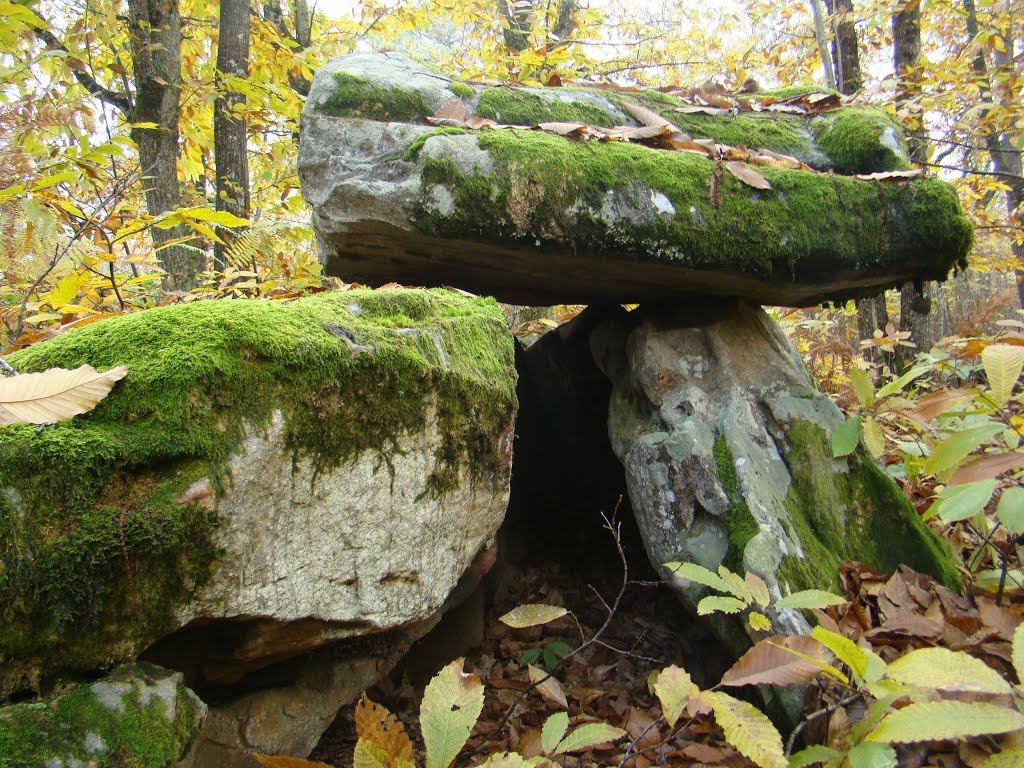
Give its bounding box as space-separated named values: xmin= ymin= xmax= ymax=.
xmin=299 ymin=52 xmax=972 ymax=306
xmin=590 ymin=300 xmax=957 ymax=650
xmin=0 ymin=289 xmax=517 ymax=701
xmin=0 ymin=663 xmax=205 ymax=768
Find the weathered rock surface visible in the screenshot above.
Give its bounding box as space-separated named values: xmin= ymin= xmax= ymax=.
xmin=299 ymin=52 xmax=972 ymax=306
xmin=0 ymin=663 xmax=205 ymax=767
xmin=589 ymin=301 xmax=958 ymax=646
xmin=0 ymin=289 xmax=517 ymax=709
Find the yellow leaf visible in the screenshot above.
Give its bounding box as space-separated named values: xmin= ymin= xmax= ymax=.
xmin=982 ymin=344 xmax=1024 ymax=405
xmin=707 ymin=691 xmax=787 ymax=768
xmin=0 ymin=365 xmax=128 ymax=425
xmin=353 ymin=695 xmax=413 ymax=766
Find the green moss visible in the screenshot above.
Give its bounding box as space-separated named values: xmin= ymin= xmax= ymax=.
xmin=811 ymin=106 xmax=910 ymax=174
xmin=777 ymin=421 xmax=959 ymax=592
xmin=0 ymin=290 xmax=517 ymax=695
xmin=757 ymin=85 xmax=841 ymax=100
xmin=476 ymin=87 xmax=615 ymax=127
xmin=448 ymin=81 xmax=475 ymax=99
xmin=604 ymin=89 xmax=816 ymax=160
xmin=407 ymin=128 xmax=971 ymax=296
xmin=713 ymin=437 xmax=758 ymax=571
xmin=0 ymin=664 xmax=198 ymax=767
xmin=319 ymin=72 xmax=431 ymax=121
xmin=402 ymin=127 xmax=468 ymax=161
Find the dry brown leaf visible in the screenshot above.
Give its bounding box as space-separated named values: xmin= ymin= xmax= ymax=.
xmin=724 ymin=161 xmax=772 ymax=190
xmin=425 ymin=116 xmax=468 ymax=128
xmin=908 ymin=388 xmax=973 ymax=426
xmin=674 ymin=105 xmax=731 ymax=116
xmin=465 ymin=116 xmax=499 ymax=129
xmin=682 ymin=742 xmax=733 ymax=763
xmin=536 ymin=121 xmax=590 ymax=138
xmin=624 ymin=707 xmax=660 ymax=750
xmin=619 ymin=100 xmax=674 ymax=129
xmin=719 ymin=635 xmax=833 ymax=687
xmin=353 ymin=694 xmax=414 ymax=765
xmin=605 ymin=124 xmax=674 ymax=141
xmin=0 ymin=364 xmax=128 ymax=425
xmin=528 ymin=664 xmax=568 ymax=709
xmin=949 ymin=451 xmax=1024 ymax=485
xmin=252 ymin=756 xmax=334 ymax=768
xmin=434 ymin=98 xmax=467 ymax=122
xmin=853 ymin=168 xmax=925 ymax=181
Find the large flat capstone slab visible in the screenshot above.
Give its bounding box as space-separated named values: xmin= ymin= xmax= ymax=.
xmin=298 ymin=52 xmax=973 ymax=307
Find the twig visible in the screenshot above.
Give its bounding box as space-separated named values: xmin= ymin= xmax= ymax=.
xmin=0 ymin=359 xmax=17 ymax=376
xmin=785 ymin=693 xmax=861 ymax=755
xmin=11 ymin=171 xmax=140 ymax=342
xmin=920 ymin=161 xmax=1024 ymax=180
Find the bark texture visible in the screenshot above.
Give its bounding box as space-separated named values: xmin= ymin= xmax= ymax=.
xmin=214 ymin=0 xmax=252 ymax=270
xmin=127 ymin=0 xmax=197 ymax=290
xmin=894 ymin=0 xmax=932 ymax=364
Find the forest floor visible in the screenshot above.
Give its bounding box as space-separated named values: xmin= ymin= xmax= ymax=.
xmin=310 ymin=535 xmax=1024 ymax=768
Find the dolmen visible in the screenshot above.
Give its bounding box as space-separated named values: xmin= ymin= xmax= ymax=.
xmin=298 ymin=52 xmax=966 ymax=640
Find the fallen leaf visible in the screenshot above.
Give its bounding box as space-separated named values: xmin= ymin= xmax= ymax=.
xmin=434 ymin=98 xmax=467 ymax=122
xmin=853 ymin=169 xmax=925 ymax=181
xmin=725 ymin=161 xmax=772 ymax=190
xmin=0 ymin=364 xmax=128 ymax=425
xmin=620 ymin=100 xmax=674 ymax=129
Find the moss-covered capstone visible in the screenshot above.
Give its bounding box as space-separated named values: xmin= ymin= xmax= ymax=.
xmin=299 ymin=52 xmax=972 ymax=306
xmin=592 ymin=300 xmax=957 ymax=649
xmin=0 ymin=289 xmax=517 ymax=701
xmin=0 ymin=663 xmax=205 ymax=768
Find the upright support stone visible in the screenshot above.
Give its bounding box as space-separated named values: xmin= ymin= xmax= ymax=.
xmin=590 ymin=300 xmax=957 ymax=646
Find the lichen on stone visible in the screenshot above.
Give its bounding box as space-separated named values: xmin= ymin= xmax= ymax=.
xmin=0 ymin=289 xmax=517 ymax=698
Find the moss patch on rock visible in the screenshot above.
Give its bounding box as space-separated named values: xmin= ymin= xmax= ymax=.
xmin=811 ymin=106 xmax=910 ymax=174
xmin=476 ymin=87 xmax=616 ymax=127
xmin=775 ymin=421 xmax=959 ymax=591
xmin=319 ymin=72 xmax=432 ymax=121
xmin=0 ymin=663 xmax=201 ymax=768
xmin=409 ymin=129 xmax=971 ymax=297
xmin=0 ymin=289 xmax=516 ymax=698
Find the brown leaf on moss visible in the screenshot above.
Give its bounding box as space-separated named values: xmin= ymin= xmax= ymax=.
xmin=724 ymin=161 xmax=772 ymax=190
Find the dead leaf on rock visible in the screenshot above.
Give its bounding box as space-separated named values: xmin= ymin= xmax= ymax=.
xmin=0 ymin=364 xmax=128 ymax=425
xmin=853 ymin=168 xmax=925 ymax=181
xmin=724 ymin=161 xmax=772 ymax=190
xmin=434 ymin=98 xmax=467 ymax=122
xmin=425 ymin=116 xmax=468 ymax=128
xmin=620 ymin=100 xmax=674 ymax=129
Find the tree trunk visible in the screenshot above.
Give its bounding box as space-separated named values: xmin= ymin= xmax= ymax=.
xmin=826 ymin=0 xmax=863 ymax=93
xmin=213 ymin=0 xmax=251 ymax=271
xmin=964 ymin=0 xmax=1024 ymax=306
xmin=809 ymin=0 xmax=836 ymax=88
xmin=894 ymin=0 xmax=932 ymax=366
xmin=497 ymin=0 xmax=531 ymax=53
xmin=827 ymin=0 xmax=887 ymax=360
xmin=126 ymin=0 xmax=195 ymax=290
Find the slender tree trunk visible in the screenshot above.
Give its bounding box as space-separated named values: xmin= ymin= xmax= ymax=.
xmin=126 ymin=0 xmax=196 ymax=290
xmin=214 ymin=0 xmax=251 ymax=271
xmin=964 ymin=0 xmax=1024 ymax=306
xmin=894 ymin=0 xmax=932 ymax=366
xmin=826 ymin=0 xmax=863 ymax=93
xmin=827 ymin=0 xmax=889 ymax=361
xmin=809 ymin=0 xmax=836 ymax=87
xmin=497 ymin=0 xmax=531 ymax=53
